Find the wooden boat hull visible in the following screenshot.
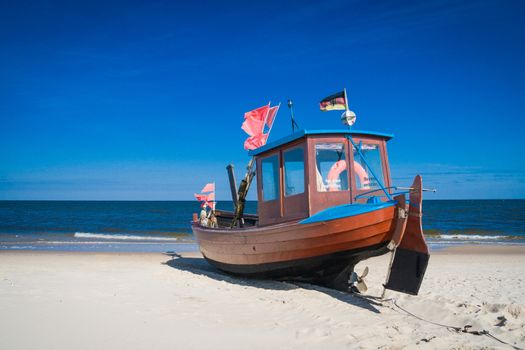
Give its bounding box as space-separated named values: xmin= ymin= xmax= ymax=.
xmin=192 ymin=203 xmax=399 ymax=290
xmin=203 ymin=242 xmax=390 ymax=290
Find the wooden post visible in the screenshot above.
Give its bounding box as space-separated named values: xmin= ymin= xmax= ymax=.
xmin=230 ymin=158 xmax=254 ymax=228
xmin=226 ymin=164 xmax=239 ymax=206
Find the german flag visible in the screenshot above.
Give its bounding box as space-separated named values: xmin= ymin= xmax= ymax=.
xmin=320 ymin=91 xmax=346 ymax=111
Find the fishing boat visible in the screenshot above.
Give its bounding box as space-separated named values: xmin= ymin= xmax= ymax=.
xmin=192 ymin=92 xmax=431 ymax=295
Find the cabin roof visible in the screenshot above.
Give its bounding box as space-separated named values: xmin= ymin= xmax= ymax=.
xmin=248 ymin=129 xmax=394 ymax=156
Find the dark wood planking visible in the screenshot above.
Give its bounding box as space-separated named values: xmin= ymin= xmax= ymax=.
xmin=199 ymin=231 xmax=392 ymax=265
xmin=204 ymin=242 xmax=391 ymax=284
xmin=391 ymin=194 xmax=408 ymax=245
xmin=197 ymin=220 xmax=393 ymax=255
xmin=199 ymin=220 xmax=393 ymax=254
xmin=214 ymin=210 xmax=258 ymax=227
xmin=399 ymin=175 xmax=429 ymax=254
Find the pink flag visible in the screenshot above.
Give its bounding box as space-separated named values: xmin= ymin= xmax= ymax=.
xmin=201 ymin=183 xmax=215 ymax=193
xmin=266 ymin=105 xmax=280 ymax=128
xmin=241 ymin=104 xmax=273 ymax=150
xmin=244 ymin=105 xmax=269 ymax=122
xmin=244 ymin=133 xmax=268 ymax=150
xmin=242 ymin=105 xmax=269 ymax=136
xmin=206 ymin=192 xmax=215 ymax=201
xmin=194 ymin=193 xmax=209 ymax=201
xmin=241 ymin=117 xmax=265 ymax=137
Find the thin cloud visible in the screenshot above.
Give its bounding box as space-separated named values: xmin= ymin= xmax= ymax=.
xmin=391 ymin=163 xmax=525 ymax=199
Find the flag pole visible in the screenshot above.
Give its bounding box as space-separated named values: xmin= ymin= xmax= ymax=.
xmin=343 ymin=88 xmax=350 ymax=114
xmin=267 ymin=102 xmax=281 ymax=136
xmin=262 ymin=101 xmax=271 ymax=133
xmin=257 ymin=101 xmax=272 ymax=179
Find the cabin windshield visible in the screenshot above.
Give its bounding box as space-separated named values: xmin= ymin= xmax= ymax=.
xmin=261 ymin=154 xmax=280 ymax=201
xmin=315 ymin=143 xmax=349 ymax=192
xmin=352 ymin=143 xmax=385 ymax=190
xmin=283 ymin=147 xmax=305 ymax=196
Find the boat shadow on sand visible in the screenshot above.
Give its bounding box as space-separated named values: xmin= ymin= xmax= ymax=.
xmin=163 ymin=251 xmax=382 ymax=313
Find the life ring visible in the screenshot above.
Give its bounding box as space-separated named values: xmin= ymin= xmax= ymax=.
xmin=326 ymin=160 xmax=370 ymax=191
xmin=354 ymin=161 xmax=370 ymax=189
xmin=327 ymin=160 xmax=347 ymax=191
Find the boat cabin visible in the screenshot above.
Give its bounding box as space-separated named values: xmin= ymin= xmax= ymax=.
xmin=249 ymin=130 xmax=393 ymax=226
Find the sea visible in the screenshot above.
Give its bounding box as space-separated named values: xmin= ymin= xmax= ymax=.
xmin=0 ymin=200 xmax=524 ymax=252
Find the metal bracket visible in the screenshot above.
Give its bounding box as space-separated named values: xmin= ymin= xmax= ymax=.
xmin=398 ymin=207 xmax=408 ymax=219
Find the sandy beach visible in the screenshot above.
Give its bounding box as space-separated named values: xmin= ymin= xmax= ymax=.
xmin=1 ymin=246 xmax=524 ymax=349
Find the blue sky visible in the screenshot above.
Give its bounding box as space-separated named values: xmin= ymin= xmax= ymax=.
xmin=1 ymin=0 xmax=524 ymax=200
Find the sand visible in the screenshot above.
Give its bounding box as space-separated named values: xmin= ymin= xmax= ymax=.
xmin=1 ymin=247 xmax=524 ymax=349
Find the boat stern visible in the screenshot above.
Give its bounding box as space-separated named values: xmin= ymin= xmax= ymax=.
xmin=384 ymin=175 xmax=430 ymax=295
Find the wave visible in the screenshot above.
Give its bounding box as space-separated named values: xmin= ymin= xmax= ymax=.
xmin=426 ymin=233 xmax=524 ymax=242
xmin=74 ymin=232 xmax=182 ymax=241
xmin=436 ymin=234 xmax=512 ymax=240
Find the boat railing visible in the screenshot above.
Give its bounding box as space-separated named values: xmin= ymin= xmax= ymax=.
xmin=354 ymin=186 xmax=436 ymax=201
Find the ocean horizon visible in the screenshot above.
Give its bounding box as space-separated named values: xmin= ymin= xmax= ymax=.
xmin=1 ymin=199 xmax=524 ymax=252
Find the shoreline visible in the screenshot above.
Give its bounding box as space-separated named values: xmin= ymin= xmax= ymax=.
xmin=2 ymin=241 xmax=525 ymax=254
xmin=436 ymin=244 xmax=525 ymax=255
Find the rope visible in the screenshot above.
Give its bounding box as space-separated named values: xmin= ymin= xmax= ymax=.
xmin=351 ymin=294 xmax=522 ymax=349
xmin=383 ymin=298 xmax=523 ymax=350
xmin=389 ymin=298 xmax=462 ymax=332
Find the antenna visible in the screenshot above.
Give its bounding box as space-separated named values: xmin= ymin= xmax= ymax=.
xmin=287 ymin=99 xmax=299 ymax=133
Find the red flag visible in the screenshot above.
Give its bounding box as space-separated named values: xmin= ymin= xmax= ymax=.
xmin=241 ymin=104 xmax=274 ymax=150
xmin=244 ymin=133 xmax=268 ymax=150
xmin=241 ymin=117 xmax=265 ymax=137
xmin=244 ymin=105 xmax=269 ymax=122
xmin=194 ymin=193 xmax=209 ymax=201
xmin=242 ymin=105 xmax=269 ymax=136
xmin=201 ymin=183 xmax=215 ymax=193
xmin=266 ymin=105 xmax=279 ymax=128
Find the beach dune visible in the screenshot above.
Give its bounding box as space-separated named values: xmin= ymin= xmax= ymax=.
xmin=1 ymin=247 xmax=524 ymax=349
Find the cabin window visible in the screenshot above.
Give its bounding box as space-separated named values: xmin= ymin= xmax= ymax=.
xmin=261 ymin=154 xmax=280 ymax=201
xmin=352 ymin=143 xmax=385 ymax=190
xmin=283 ymin=147 xmax=305 ymax=197
xmin=315 ymin=143 xmax=349 ymax=192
